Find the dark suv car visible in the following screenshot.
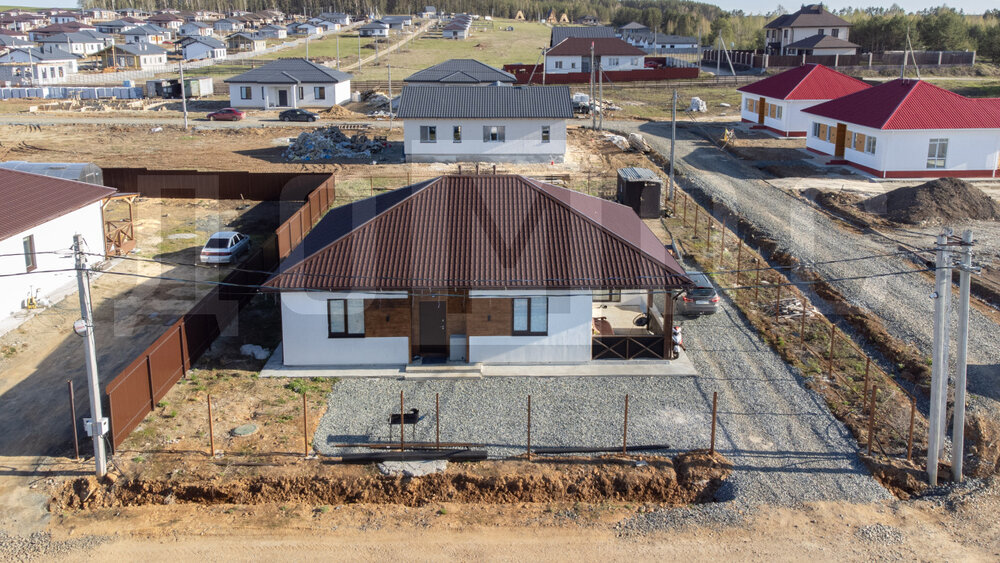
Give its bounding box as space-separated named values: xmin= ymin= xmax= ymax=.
xmin=677 ymin=271 xmax=720 ymax=316
xmin=279 ymin=109 xmax=319 ymax=122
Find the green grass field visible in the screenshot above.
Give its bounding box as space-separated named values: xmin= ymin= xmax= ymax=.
xmin=259 ymin=33 xmax=376 ymax=68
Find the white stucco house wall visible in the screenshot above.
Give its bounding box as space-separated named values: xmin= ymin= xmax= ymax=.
xmin=0 ymin=169 xmax=116 ymax=325
xmin=0 ymin=48 xmax=79 ymax=85
xmin=262 ymin=174 xmax=692 ymax=368
xmin=764 ymin=4 xmax=855 ymax=55
xmin=225 ymin=58 xmax=352 ymax=109
xmin=736 ymin=63 xmax=870 ymax=137
xmin=181 ymin=36 xmax=227 ymax=60
xmin=545 ymin=37 xmax=645 ymax=74
xmin=803 ymin=79 xmax=1000 ymax=178
xmin=398 ymin=84 xmax=572 ymax=163
xmin=179 ymin=21 xmax=213 ymax=37
xmin=358 ymin=21 xmax=389 ymax=37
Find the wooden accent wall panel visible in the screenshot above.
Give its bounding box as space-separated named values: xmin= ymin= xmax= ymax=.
xmin=467 ymin=298 xmax=513 ymax=336
xmin=364 ymin=299 xmax=411 ymax=337
xmin=446 ymin=294 xmax=468 ymax=337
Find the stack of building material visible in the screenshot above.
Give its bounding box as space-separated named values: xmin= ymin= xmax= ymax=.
xmin=283 ymin=126 xmax=389 ymax=161
xmin=0 ymin=86 xmax=143 ymax=100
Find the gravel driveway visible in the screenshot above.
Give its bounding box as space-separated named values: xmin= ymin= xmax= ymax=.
xmin=314 ymin=294 xmax=889 ymax=507
xmin=615 ymin=120 xmax=1000 ymax=406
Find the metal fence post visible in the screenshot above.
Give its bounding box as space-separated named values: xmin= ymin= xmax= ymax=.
xmin=800 ymin=302 xmax=807 ymax=351
xmin=774 ymin=283 xmax=782 ymax=320
xmin=436 ymin=393 xmax=440 ymax=450
xmin=302 ymin=392 xmax=309 ymax=457
xmin=827 ymin=324 xmax=837 ymax=377
xmin=908 ymin=396 xmax=916 ymax=461
xmin=68 ymin=380 xmax=79 ymax=461
xmin=710 ymin=391 xmax=718 ymax=455
xmin=207 ymin=394 xmax=215 ymax=457
xmin=736 ymin=241 xmax=743 ymax=286
xmin=527 ymin=394 xmax=532 ymax=461
xmin=867 ymin=386 xmax=877 ymax=455
xmin=400 ymin=390 xmax=405 ymax=452
xmin=753 ymin=259 xmax=761 ymax=303
xmin=622 ymin=394 xmax=629 ymax=454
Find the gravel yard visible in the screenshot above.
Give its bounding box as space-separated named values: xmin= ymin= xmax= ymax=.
xmin=314 ymin=293 xmax=890 ymax=508
xmin=616 ymin=120 xmax=1000 ymax=408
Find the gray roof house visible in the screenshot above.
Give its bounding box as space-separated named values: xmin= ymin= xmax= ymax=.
xmin=358 ymin=20 xmax=389 ymax=36
xmin=403 ymin=59 xmax=515 ymax=85
xmin=36 ymin=31 xmax=112 ymax=56
xmin=397 ymin=84 xmax=573 ymax=163
xmin=224 ymin=58 xmax=353 ymax=109
xmin=181 ymin=36 xmax=227 ymax=60
xmin=550 ymin=25 xmax=615 ymax=46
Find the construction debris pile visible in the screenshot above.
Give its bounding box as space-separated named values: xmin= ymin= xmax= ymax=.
xmin=776 ymin=297 xmax=819 ymax=320
xmin=602 ymin=132 xmax=650 ymax=153
xmin=284 ymin=126 xmax=389 ymax=161
xmin=361 ymin=89 xmax=393 ymax=117
xmin=688 ymin=97 xmax=707 ymax=112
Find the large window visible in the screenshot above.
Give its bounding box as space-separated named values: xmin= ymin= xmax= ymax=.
xmin=483 ymin=126 xmax=505 ymax=142
xmin=865 ymin=135 xmax=877 ymax=154
xmin=512 ymin=297 xmax=547 ymax=335
xmin=927 ymin=138 xmax=948 ymax=168
xmin=453 ymin=125 xmax=462 ymax=142
xmin=22 ymin=235 xmax=36 ymax=272
xmin=420 ymin=125 xmax=437 ymax=143
xmin=328 ymin=299 xmax=364 ymax=337
xmin=314 ymin=86 xmax=326 ymax=100
xmin=239 ymin=86 xmax=251 ymax=99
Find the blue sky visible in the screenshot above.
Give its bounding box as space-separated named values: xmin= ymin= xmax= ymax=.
xmin=713 ymin=1 xmax=992 ymax=14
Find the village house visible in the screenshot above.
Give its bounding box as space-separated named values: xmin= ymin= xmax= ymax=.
xmin=95 ymin=17 xmax=143 ymax=35
xmin=403 ymin=59 xmax=516 ymax=86
xmin=98 ymin=42 xmax=168 ymax=70
xmin=122 ymin=24 xmax=171 ymax=44
xmin=289 ymin=22 xmax=323 ymax=36
xmin=441 ymin=20 xmax=469 ymax=39
xmin=84 ymin=8 xmax=118 ymax=21
xmin=381 ymin=15 xmax=413 ymax=30
xmin=308 ymin=18 xmax=339 ymax=32
xmin=358 ymin=20 xmax=389 ymax=37
xmin=0 ymin=48 xmax=79 ymax=85
xmin=179 ymin=21 xmax=213 ymax=37
xmin=803 ymin=79 xmax=1000 ymax=178
xmin=545 ymin=37 xmax=645 ymax=74
xmin=36 ymin=31 xmax=113 ymax=57
xmin=214 ymin=18 xmax=244 ymax=33
xmin=318 ymin=12 xmax=351 ymax=26
xmin=550 ymin=25 xmax=616 ymax=46
xmin=50 ymin=12 xmax=87 ymax=24
xmin=737 ymin=63 xmax=870 ymax=137
xmin=226 ymin=31 xmax=266 ymax=52
xmin=0 ymin=169 xmax=118 ymax=322
xmin=397 ymin=84 xmax=571 ymax=163
xmin=629 ymin=32 xmax=698 ymax=54
xmin=180 ymin=36 xmax=227 ymax=60
xmin=225 ymin=58 xmax=352 ymax=109
xmin=146 ymin=13 xmax=184 ymax=30
xmin=0 ymin=34 xmax=32 ymax=48
xmin=262 ymin=174 xmax=691 ymax=367
xmin=29 ymin=22 xmax=96 ymax=41
xmin=258 ymin=24 xmax=287 ymax=39
xmin=764 ymin=3 xmax=856 ymax=55
xmin=418 ymin=6 xmax=436 ymax=19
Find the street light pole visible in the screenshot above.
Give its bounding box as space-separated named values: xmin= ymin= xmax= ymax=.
xmin=669 ymin=89 xmax=677 ymax=202
xmin=952 ymin=229 xmax=975 ymax=481
xmin=73 ymin=234 xmax=107 ymax=478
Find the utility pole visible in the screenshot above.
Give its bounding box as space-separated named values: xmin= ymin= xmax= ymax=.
xmin=928 ymin=228 xmax=952 ymax=486
xmin=669 ymin=89 xmax=677 ymax=202
xmin=590 ymin=42 xmax=595 ymax=129
xmin=953 ymin=229 xmax=975 ymax=481
xmin=387 ymin=62 xmax=392 ymax=130
xmin=358 ymin=34 xmax=361 ymax=68
xmin=178 ymin=61 xmax=188 ymax=130
xmin=598 ymin=60 xmax=603 ymax=130
xmin=305 ymin=35 xmax=309 ymax=59
xmin=336 ymin=33 xmax=340 ymax=69
xmin=73 ymin=234 xmax=107 ymax=478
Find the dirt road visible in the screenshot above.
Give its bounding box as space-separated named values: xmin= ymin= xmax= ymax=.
xmin=616 ymin=120 xmax=1000 ymax=415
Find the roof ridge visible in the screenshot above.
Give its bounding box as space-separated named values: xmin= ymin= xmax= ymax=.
xmin=784 ymin=63 xmax=820 ymax=99
xmin=880 ymin=79 xmax=921 ymax=129
xmin=520 ymin=176 xmax=674 ymax=272
xmin=273 ymin=178 xmax=440 ymax=280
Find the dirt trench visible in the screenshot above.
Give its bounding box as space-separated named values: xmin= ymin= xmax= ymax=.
xmin=53 ymin=452 xmax=732 ymax=510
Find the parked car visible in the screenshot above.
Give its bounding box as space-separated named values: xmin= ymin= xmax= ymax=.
xmin=279 ymin=108 xmax=319 ymax=122
xmin=677 ymin=271 xmax=719 ymax=316
xmin=206 ymin=108 xmax=245 ymax=121
xmin=199 ymin=231 xmax=251 ymax=264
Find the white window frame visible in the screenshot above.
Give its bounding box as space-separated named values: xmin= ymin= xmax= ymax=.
xmin=314 ymin=86 xmax=325 ymax=99
xmin=453 ymin=125 xmax=461 ymax=142
xmin=865 ymin=135 xmax=877 ymax=154
xmin=927 ymin=138 xmax=948 ymax=169
xmin=483 ymin=125 xmax=505 ymax=142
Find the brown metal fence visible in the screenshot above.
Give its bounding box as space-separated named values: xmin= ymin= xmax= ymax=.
xmin=703 ymin=49 xmax=975 ymax=69
xmin=105 ymin=174 xmax=336 ymax=449
xmin=102 ymin=168 xmax=331 ymax=201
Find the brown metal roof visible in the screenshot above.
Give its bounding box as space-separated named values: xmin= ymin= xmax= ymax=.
xmin=0 ymin=168 xmax=117 ymax=241
xmin=264 ymin=175 xmax=691 ymax=291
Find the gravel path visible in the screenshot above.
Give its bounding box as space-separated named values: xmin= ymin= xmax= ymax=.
xmin=616 ymin=120 xmax=1000 ymax=405
xmin=315 ymin=294 xmax=889 ymax=508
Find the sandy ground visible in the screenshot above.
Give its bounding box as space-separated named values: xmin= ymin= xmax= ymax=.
xmin=0 ymin=198 xmax=291 ymax=533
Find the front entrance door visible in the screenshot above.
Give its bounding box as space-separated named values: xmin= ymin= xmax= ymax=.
xmin=418 ymin=301 xmax=447 ymax=357
xmin=278 ymin=89 xmax=288 ymax=107
xmin=834 ymin=123 xmax=847 ymax=158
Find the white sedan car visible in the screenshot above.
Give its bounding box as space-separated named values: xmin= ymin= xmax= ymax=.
xmin=199 ymin=231 xmax=251 ymax=264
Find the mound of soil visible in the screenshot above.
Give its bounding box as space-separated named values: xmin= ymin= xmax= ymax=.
xmin=864 ymin=178 xmax=1000 ymax=225
xmin=324 ymin=104 xmax=365 ymax=119
xmin=52 ymin=453 xmax=733 ymax=510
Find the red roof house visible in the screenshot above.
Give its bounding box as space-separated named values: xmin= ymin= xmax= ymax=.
xmin=737 ymin=64 xmax=870 ymax=137
xmin=802 ymin=79 xmax=1000 ymax=178
xmin=263 ymin=174 xmax=692 ymax=367
xmin=545 ymin=37 xmax=646 ymax=74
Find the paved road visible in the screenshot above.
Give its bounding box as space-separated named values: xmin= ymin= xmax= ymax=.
xmin=614 ymin=119 xmax=1000 ymax=407
xmin=0 ymin=115 xmax=392 ymax=129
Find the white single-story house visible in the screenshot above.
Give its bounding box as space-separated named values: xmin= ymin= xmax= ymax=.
xmin=146 ymin=13 xmax=183 ymax=30
xmin=782 ymin=34 xmax=859 ymax=56
xmin=318 ymin=12 xmax=351 ymax=26
xmin=441 ymin=21 xmax=469 ymax=39
xmin=214 ymin=18 xmax=244 ymax=33
xmin=262 ymin=174 xmax=692 ymax=367
xmin=226 ymin=31 xmax=266 ymax=51
xmin=36 ymin=31 xmax=109 ymax=56
xmin=95 ymin=18 xmax=142 ymax=34
xmin=632 ymin=32 xmax=698 ymax=53
xmin=0 ymin=168 xmax=117 ymax=323
xmin=403 ymin=59 xmax=516 ymax=86
xmin=419 ymin=6 xmax=436 ymax=19
xmin=545 ymin=37 xmax=645 ymax=74
xmin=289 ymin=22 xmax=322 ymax=36
xmin=308 ymin=18 xmax=340 ymax=32
xmin=258 ymin=24 xmax=286 ymax=39
xmin=737 ymin=64 xmax=870 ymax=137
xmin=225 ymin=57 xmax=352 ymax=109
xmin=381 ymin=15 xmax=412 ymax=29
xmin=179 ymin=21 xmax=213 ymax=37
xmin=358 ymin=20 xmax=389 ymax=37
xmin=397 ymin=84 xmax=572 ymax=163
xmin=0 ymin=48 xmax=79 ymax=85
xmin=50 ymin=12 xmax=84 ymax=24
xmin=122 ymin=24 xmax=171 ymax=44
xmin=803 ymin=79 xmax=1000 ymax=178
xmin=181 ymin=36 xmax=227 ymax=60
